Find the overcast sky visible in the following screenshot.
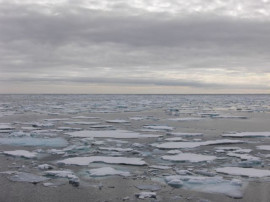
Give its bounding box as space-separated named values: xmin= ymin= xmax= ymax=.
xmin=0 ymin=0 xmax=270 ymax=94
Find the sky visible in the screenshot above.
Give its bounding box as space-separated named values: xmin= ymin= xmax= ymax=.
xmin=0 ymin=0 xmax=270 ymax=94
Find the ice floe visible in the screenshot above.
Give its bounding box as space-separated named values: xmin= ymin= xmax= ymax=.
xmin=222 ymin=132 xmax=270 ymax=138
xmin=256 ymin=145 xmax=270 ymax=151
xmin=8 ymin=172 xmax=49 ymax=183
xmin=87 ymin=167 xmax=130 ymax=177
xmin=168 ymin=132 xmax=203 ymax=137
xmin=154 ymin=139 xmax=243 ymax=149
xmin=165 ymin=175 xmax=244 ymax=198
xmin=216 ymin=167 xmax=270 ymax=177
xmin=143 ymin=125 xmax=173 ymax=131
xmin=66 ymin=130 xmax=161 ymax=139
xmin=0 ymin=137 xmax=68 ymax=147
xmin=58 ymin=156 xmax=147 ymax=166
xmin=135 ymin=192 xmax=156 ymax=199
xmin=106 ymin=119 xmax=130 ymax=123
xmin=2 ymin=150 xmax=37 ymax=158
xmin=162 ymin=153 xmax=217 ymax=162
xmin=98 ymin=147 xmax=133 ymax=152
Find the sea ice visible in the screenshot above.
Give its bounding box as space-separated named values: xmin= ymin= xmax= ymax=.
xmin=0 ymin=123 xmax=14 ymax=130
xmin=8 ymin=172 xmax=49 ymax=183
xmin=162 ymin=153 xmax=217 ymax=162
xmin=155 ymin=139 xmax=243 ymax=149
xmin=58 ymin=156 xmax=146 ymax=166
xmin=98 ymin=147 xmax=133 ymax=152
xmin=44 ymin=170 xmax=78 ymax=180
xmin=135 ymin=192 xmax=156 ymax=199
xmin=168 ymin=117 xmax=204 ymax=121
xmin=164 ymin=137 xmax=185 ymax=141
xmin=143 ymin=125 xmax=173 ymax=131
xmin=2 ymin=150 xmax=37 ymax=158
xmin=87 ymin=167 xmax=130 ymax=177
xmin=216 ymin=167 xmax=270 ymax=177
xmin=66 ymin=130 xmax=161 ymax=139
xmin=226 ymin=152 xmax=261 ymax=162
xmin=106 ymin=119 xmax=130 ymax=123
xmin=168 ymin=132 xmax=203 ymax=137
xmin=165 ymin=175 xmax=244 ymax=198
xmin=222 ymin=132 xmax=270 ymax=138
xmin=256 ymin=145 xmax=270 ymax=151
xmin=0 ymin=137 xmax=68 ymax=147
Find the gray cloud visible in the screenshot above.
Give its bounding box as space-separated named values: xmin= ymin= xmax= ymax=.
xmin=0 ymin=0 xmax=270 ymax=93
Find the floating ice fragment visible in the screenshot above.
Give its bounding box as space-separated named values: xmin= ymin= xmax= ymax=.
xmin=216 ymin=167 xmax=270 ymax=177
xmin=226 ymin=152 xmax=261 ymax=162
xmin=99 ymin=147 xmax=133 ymax=152
xmin=106 ymin=119 xmax=130 ymax=123
xmin=67 ymin=130 xmax=161 ymax=139
xmin=143 ymin=125 xmax=173 ymax=131
xmin=38 ymin=164 xmax=54 ymax=170
xmin=164 ymin=137 xmax=184 ymax=141
xmin=44 ymin=170 xmax=78 ymax=180
xmin=168 ymin=117 xmax=204 ymax=121
xmin=135 ymin=192 xmax=156 ymax=199
xmin=64 ymin=121 xmax=100 ymax=125
xmin=222 ymin=132 xmax=270 ymax=138
xmin=9 ymin=172 xmax=49 ymax=183
xmin=149 ymin=165 xmax=171 ymax=170
xmin=0 ymin=137 xmax=68 ymax=147
xmin=162 ymin=153 xmax=217 ymax=163
xmin=168 ymin=132 xmax=203 ymax=137
xmin=2 ymin=150 xmax=37 ymax=158
xmin=0 ymin=123 xmax=14 ymax=130
xmin=155 ymin=139 xmax=243 ymax=149
xmin=256 ymin=145 xmax=270 ymax=151
xmin=58 ymin=156 xmax=146 ymax=166
xmin=87 ymin=167 xmax=130 ymax=177
xmin=167 ymin=179 xmax=184 ymax=188
xmin=165 ymin=175 xmax=244 ymax=199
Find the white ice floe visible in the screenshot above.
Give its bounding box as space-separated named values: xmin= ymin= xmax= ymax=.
xmin=38 ymin=164 xmax=54 ymax=170
xmin=167 ymin=150 xmax=182 ymax=154
xmin=99 ymin=147 xmax=133 ymax=152
xmin=256 ymin=145 xmax=270 ymax=151
xmin=226 ymin=152 xmax=261 ymax=162
xmin=162 ymin=153 xmax=217 ymax=162
xmin=58 ymin=156 xmax=146 ymax=166
xmin=168 ymin=132 xmax=203 ymax=137
xmin=66 ymin=130 xmax=161 ymax=139
xmin=168 ymin=117 xmax=204 ymax=121
xmin=2 ymin=150 xmax=37 ymax=158
xmin=8 ymin=172 xmax=49 ymax=183
xmin=0 ymin=123 xmax=14 ymax=130
xmin=165 ymin=175 xmax=244 ymax=198
xmin=143 ymin=125 xmax=173 ymax=131
xmin=135 ymin=192 xmax=156 ymax=199
xmin=64 ymin=121 xmax=100 ymax=125
xmin=87 ymin=167 xmax=130 ymax=177
xmin=149 ymin=165 xmax=172 ymax=170
xmin=0 ymin=137 xmax=68 ymax=147
xmin=44 ymin=170 xmax=78 ymax=180
xmin=222 ymin=132 xmax=270 ymax=138
xmin=154 ymin=139 xmax=243 ymax=149
xmin=89 ymin=125 xmax=113 ymax=128
xmin=213 ymin=115 xmax=247 ymax=119
xmin=164 ymin=137 xmax=185 ymax=141
xmin=106 ymin=119 xmax=130 ymax=123
xmin=73 ymin=116 xmax=100 ymax=119
xmin=129 ymin=117 xmax=146 ymax=121
xmin=216 ymin=167 xmax=270 ymax=177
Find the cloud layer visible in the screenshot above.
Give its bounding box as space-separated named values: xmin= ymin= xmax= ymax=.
xmin=1 ymin=0 xmax=270 ymax=93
